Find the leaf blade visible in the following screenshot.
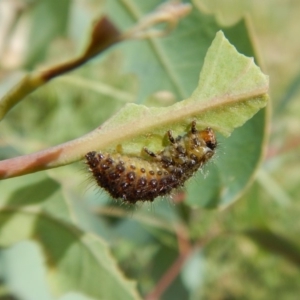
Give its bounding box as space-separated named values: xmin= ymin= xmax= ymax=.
xmin=0 ymin=208 xmax=141 ymax=300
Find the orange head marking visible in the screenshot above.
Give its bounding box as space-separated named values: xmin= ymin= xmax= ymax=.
xmin=200 ymin=127 xmax=217 ymax=150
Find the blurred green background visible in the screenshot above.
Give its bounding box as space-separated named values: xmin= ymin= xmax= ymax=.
xmin=0 ymin=0 xmax=299 ymax=299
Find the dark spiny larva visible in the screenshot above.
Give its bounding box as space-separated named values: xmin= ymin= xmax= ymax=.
xmin=85 ymin=121 xmax=217 ymax=203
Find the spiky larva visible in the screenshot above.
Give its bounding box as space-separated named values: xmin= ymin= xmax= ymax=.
xmin=85 ymin=121 xmax=217 ymax=203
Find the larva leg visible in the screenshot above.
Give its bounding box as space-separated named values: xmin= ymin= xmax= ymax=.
xmin=167 ymin=130 xmax=175 ymax=144
xmin=191 ymin=120 xmax=197 ymax=134
xmin=143 ymin=147 xmax=157 ymax=158
xmin=190 ymin=121 xmax=201 ymax=146
xmin=168 ymin=130 xmax=186 ymax=154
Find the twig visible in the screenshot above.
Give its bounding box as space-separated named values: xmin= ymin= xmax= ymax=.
xmin=145 ymin=227 xmax=221 ymax=300
xmin=145 ymin=251 xmax=189 ymax=300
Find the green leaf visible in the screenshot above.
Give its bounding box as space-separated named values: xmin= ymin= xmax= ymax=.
xmin=107 ymin=0 xmax=222 ymax=101
xmin=24 ymin=0 xmax=71 ymax=69
xmin=6 ymin=177 xmax=59 ymax=206
xmin=244 ymin=228 xmax=300 ymax=267
xmin=0 ymin=208 xmax=141 ymax=300
xmin=0 ymin=175 xmax=139 ymax=298
xmin=84 ymin=31 xmax=268 ymax=156
xmin=193 ymin=0 xmax=250 ymax=26
xmin=0 ymin=174 xmax=74 ymax=223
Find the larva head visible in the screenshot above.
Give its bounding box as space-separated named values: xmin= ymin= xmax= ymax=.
xmin=199 ymin=127 xmax=217 ymax=150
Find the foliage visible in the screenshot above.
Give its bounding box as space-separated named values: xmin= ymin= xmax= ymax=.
xmin=0 ymin=0 xmax=299 ymax=299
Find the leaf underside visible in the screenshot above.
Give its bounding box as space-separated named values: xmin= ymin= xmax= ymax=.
xmin=86 ymin=31 xmax=268 ymax=157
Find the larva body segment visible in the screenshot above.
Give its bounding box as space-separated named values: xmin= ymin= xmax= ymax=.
xmin=85 ymin=122 xmax=217 ymax=203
